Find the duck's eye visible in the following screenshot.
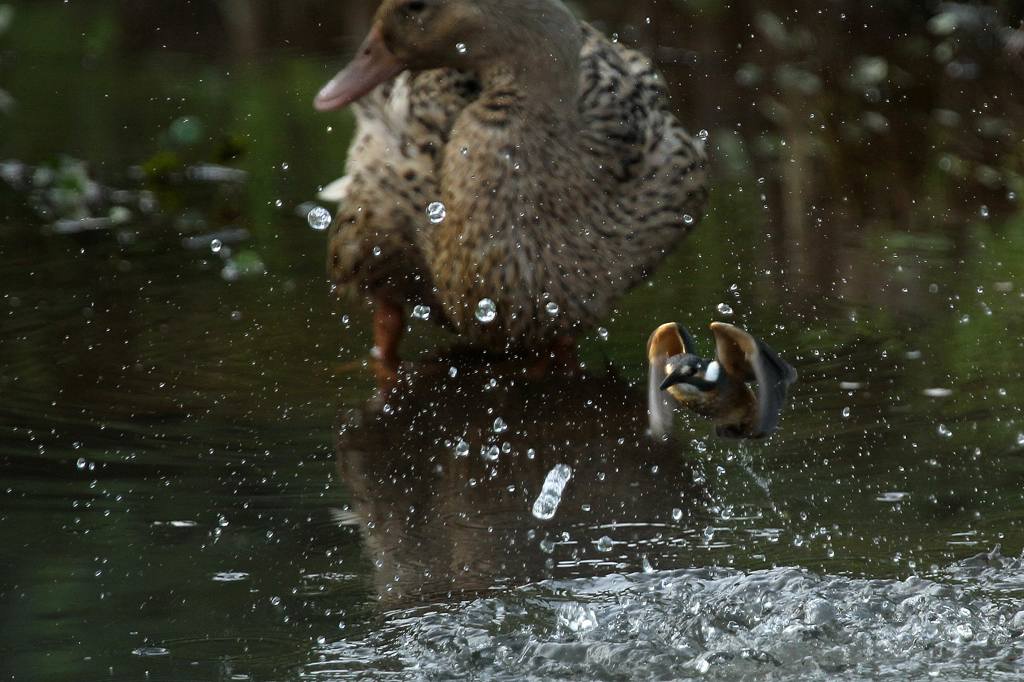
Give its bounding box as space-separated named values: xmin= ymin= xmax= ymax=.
xmin=404 ymin=0 xmax=427 ymax=13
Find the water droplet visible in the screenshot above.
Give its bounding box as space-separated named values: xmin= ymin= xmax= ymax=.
xmin=274 ymin=199 xmax=283 ymax=208
xmin=532 ymin=464 xmax=573 ymax=520
xmin=697 ymin=129 xmax=709 ymax=140
xmin=1016 ymin=433 xmax=1024 ymax=447
xmin=493 ymin=417 xmax=508 ymax=434
xmin=597 ymin=327 xmax=609 ymax=341
xmin=307 ymin=205 xmax=332 ymax=231
xmin=539 ymin=536 xmax=556 ymax=553
xmin=455 ymin=42 xmax=467 ymax=54
xmin=841 ymin=406 xmax=851 ymax=418
xmin=75 ymin=457 xmax=87 ymax=470
xmin=269 ymin=596 xmax=281 ymax=607
xmin=595 ymin=535 xmax=614 ymax=552
xmin=210 ymin=239 xmax=223 ymax=253
xmin=938 ymin=424 xmax=953 ymax=438
xmin=448 ymin=366 xmax=458 ymax=378
xmin=526 ymin=448 xmax=536 ymax=460
xmin=923 ymin=387 xmax=953 ymax=398
xmin=683 ymin=213 xmax=695 ymax=225
xmin=717 ymin=303 xmax=734 ymax=316
xmin=372 ymin=246 xmax=382 ymax=257
xmin=454 ymin=439 xmax=470 ymax=458
xmin=426 ymin=201 xmax=446 ymax=224
xmin=411 ymin=304 xmax=431 ymax=321
xmin=671 ymin=507 xmax=683 ymax=521
xmin=979 ymin=205 xmax=990 ymax=219
xmin=475 ymin=298 xmax=497 ymax=324
xmin=545 ymin=301 xmax=560 ymax=316
xmin=481 ymin=445 xmax=500 ymax=462
xmin=1009 ymin=190 xmax=1017 ymax=202
xmin=280 ymin=162 xmax=290 ymax=171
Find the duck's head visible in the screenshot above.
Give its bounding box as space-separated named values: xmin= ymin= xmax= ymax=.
xmin=314 ymin=0 xmax=581 ymax=112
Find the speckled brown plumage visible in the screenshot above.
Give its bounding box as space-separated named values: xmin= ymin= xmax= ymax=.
xmin=323 ymin=1 xmax=708 ymax=352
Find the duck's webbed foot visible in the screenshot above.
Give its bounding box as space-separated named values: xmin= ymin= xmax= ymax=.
xmin=371 ymin=296 xmax=404 ymax=392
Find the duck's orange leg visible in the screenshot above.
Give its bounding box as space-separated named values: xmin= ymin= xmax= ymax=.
xmin=372 ymin=296 xmax=404 ymax=389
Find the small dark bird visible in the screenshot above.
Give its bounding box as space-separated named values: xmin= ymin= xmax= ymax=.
xmin=647 ymin=322 xmax=798 ymax=440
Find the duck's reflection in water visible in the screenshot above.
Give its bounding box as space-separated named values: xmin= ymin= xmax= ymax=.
xmin=335 ymin=357 xmax=712 ymax=606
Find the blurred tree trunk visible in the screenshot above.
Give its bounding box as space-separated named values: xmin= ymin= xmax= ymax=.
xmin=219 ymin=0 xmax=261 ymax=62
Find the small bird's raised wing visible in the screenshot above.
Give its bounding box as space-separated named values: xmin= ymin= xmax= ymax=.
xmin=646 ymin=323 xmax=696 ymax=438
xmin=710 ymin=322 xmax=797 ymax=437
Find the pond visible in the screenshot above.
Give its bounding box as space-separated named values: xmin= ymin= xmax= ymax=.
xmin=1 ymin=1 xmax=1023 ymax=680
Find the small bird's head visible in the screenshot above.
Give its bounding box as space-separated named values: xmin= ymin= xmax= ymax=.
xmin=660 ymin=354 xmax=722 ymax=396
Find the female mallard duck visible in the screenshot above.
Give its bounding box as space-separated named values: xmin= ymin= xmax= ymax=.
xmin=647 ymin=321 xmax=798 ymax=440
xmin=317 ymin=0 xmax=708 ymax=374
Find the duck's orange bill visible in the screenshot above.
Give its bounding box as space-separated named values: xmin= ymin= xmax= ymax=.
xmin=314 ymin=27 xmax=404 ymax=112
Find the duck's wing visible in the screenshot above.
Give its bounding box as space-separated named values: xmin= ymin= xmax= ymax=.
xmin=646 ymin=323 xmax=697 ymax=438
xmin=710 ymin=322 xmax=798 ymax=437
xmin=576 ymin=26 xmax=709 ymax=292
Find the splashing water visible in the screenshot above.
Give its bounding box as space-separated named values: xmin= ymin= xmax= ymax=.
xmin=717 ymin=303 xmax=734 ymax=316
xmin=426 ymin=201 xmax=447 ymax=224
xmin=475 ymin=298 xmax=497 ymax=324
xmin=411 ymin=305 xmax=431 ymax=321
xmin=320 ymin=550 xmax=1024 ymax=680
xmin=531 ymin=464 xmax=573 ymax=521
xmin=307 ymin=205 xmax=332 ymax=231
